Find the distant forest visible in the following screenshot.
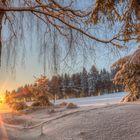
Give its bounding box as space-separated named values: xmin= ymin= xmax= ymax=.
xmin=5 ymin=65 xmax=124 ymax=102
xmin=48 ymin=65 xmax=123 ymax=99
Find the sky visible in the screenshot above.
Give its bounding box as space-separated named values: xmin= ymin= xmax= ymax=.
xmin=0 ymin=41 xmax=137 ymax=93
xmin=0 ymin=0 xmax=139 ymax=93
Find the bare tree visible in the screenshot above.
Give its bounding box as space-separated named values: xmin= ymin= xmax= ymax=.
xmin=0 ymin=0 xmax=138 ymax=70
xmin=91 ymin=0 xmax=140 ymax=42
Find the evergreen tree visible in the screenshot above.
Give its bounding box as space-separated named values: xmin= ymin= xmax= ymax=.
xmin=88 ymin=65 xmax=99 ymax=96
xmin=112 ymin=47 xmax=140 ymax=102
xmin=80 ymin=67 xmax=88 ymax=96
xmin=49 ymin=75 xmax=60 ymax=103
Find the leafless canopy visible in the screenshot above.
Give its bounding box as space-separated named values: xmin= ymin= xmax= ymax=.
xmin=91 ymin=0 xmax=140 ymax=42
xmin=0 ymin=0 xmax=139 ymax=73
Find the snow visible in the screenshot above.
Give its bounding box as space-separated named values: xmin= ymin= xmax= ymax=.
xmin=56 ymin=92 xmax=127 ymax=107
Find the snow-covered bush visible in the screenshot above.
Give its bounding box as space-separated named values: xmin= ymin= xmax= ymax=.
xmin=59 ymin=102 xmax=68 ymax=107
xmin=66 ymin=103 xmax=78 ymax=109
xmin=31 ymin=101 xmax=41 ymax=107
xmin=32 ymin=75 xmax=53 ymax=106
xmin=112 ymin=46 xmax=140 ymax=102
xmin=11 ymin=102 xmax=28 ymax=111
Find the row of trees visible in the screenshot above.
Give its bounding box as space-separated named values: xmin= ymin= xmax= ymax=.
xmin=49 ymin=65 xmax=123 ymax=100
xmin=5 ymin=75 xmax=51 ymax=106
xmin=1 ymin=0 xmax=139 ymax=103
xmin=5 ymin=65 xmax=123 ymax=103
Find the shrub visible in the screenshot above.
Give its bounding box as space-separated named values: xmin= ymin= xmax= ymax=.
xmin=31 ymin=97 xmax=53 ymax=107
xmin=37 ymin=95 xmax=50 ymax=106
xmin=59 ymin=102 xmax=68 ymax=107
xmin=66 ymin=103 xmax=78 ymax=109
xmin=31 ymin=101 xmax=41 ymax=107
xmin=11 ymin=102 xmax=28 ymax=111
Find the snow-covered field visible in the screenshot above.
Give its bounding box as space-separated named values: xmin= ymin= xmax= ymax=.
xmin=56 ymin=92 xmax=127 ymax=107
xmin=4 ymin=91 xmax=140 ymax=140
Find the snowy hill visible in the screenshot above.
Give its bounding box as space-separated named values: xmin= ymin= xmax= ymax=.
xmin=56 ymin=92 xmax=127 ymax=106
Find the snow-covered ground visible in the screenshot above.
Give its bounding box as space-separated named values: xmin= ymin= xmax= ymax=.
xmin=3 ymin=92 xmax=140 ymax=140
xmin=56 ymin=92 xmax=127 ymax=107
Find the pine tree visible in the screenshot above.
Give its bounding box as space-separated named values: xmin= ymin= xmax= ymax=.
xmin=112 ymin=46 xmax=140 ymax=102
xmin=100 ymin=69 xmax=111 ymax=94
xmin=88 ymin=65 xmax=99 ymax=96
xmin=49 ymin=75 xmax=60 ymax=103
xmin=80 ymin=67 xmax=88 ymax=96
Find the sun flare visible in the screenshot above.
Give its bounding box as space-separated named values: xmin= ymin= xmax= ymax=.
xmin=0 ymin=96 xmax=5 ymax=103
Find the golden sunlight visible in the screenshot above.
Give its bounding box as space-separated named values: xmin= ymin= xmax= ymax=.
xmin=0 ymin=94 xmax=5 ymax=101
xmin=0 ymin=93 xmax=11 ymax=113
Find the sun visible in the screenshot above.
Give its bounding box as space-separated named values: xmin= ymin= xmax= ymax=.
xmin=0 ymin=94 xmax=11 ymax=112
xmin=0 ymin=94 xmax=5 ymax=103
